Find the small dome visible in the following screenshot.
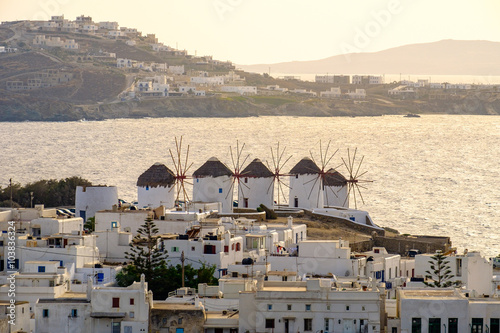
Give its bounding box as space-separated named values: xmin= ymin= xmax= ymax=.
xmin=289 ymin=157 xmax=321 ymax=175
xmin=193 ymin=157 xmax=233 ymax=178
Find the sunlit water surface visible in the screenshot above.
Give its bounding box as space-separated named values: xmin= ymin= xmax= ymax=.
xmin=1 ymin=115 xmax=499 ymax=256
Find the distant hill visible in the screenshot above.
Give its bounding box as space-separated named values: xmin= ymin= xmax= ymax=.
xmin=239 ymin=40 xmax=500 ymax=75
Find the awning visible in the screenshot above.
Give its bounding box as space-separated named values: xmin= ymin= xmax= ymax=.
xmin=91 ymin=312 xmax=126 ymax=318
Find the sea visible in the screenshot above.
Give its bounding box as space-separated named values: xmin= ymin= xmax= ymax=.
xmin=0 ymin=115 xmax=499 ymax=257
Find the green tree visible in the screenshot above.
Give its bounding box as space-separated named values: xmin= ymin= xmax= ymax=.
xmin=84 ymin=217 xmax=95 ymax=233
xmin=423 ymin=251 xmax=461 ymax=288
xmin=124 ymin=218 xmax=167 ymax=283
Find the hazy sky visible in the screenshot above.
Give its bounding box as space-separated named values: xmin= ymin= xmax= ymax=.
xmin=1 ymin=0 xmax=499 ymax=64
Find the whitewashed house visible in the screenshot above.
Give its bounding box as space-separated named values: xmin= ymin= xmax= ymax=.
xmin=346 ymin=89 xmax=367 ymax=99
xmin=75 ymin=185 xmax=118 ymax=221
xmin=162 ymin=231 xmax=244 ymax=278
xmin=288 ymin=157 xmax=324 ymax=210
xmin=137 ymin=162 xmax=176 ymax=209
xmin=35 ymin=274 xmax=151 ymax=333
xmin=415 ymin=251 xmax=493 ymax=296
xmin=95 ymin=227 xmax=132 ymax=263
xmin=320 ymin=87 xmax=342 ymax=98
xmin=193 ymin=157 xmax=234 ymax=213
xmin=323 ymin=168 xmax=348 ymax=207
xmin=98 ymin=21 xmax=119 ymax=30
xmin=238 ymin=158 xmax=274 ymax=209
xmin=239 ymin=277 xmax=383 ymax=333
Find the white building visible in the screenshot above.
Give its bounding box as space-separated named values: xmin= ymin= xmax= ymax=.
xmin=221 ymin=86 xmax=257 ymax=95
xmin=415 ymin=251 xmax=493 ymax=296
xmin=107 ymin=30 xmax=126 ymax=38
xmin=190 ymin=76 xmax=225 ymax=86
xmin=117 ymin=58 xmax=133 ymax=68
xmin=289 ymin=89 xmax=317 ymax=97
xmin=346 ymin=89 xmax=366 ymax=99
xmin=192 ymin=157 xmax=234 ymax=213
xmin=238 ymin=158 xmax=274 ymax=209
xmin=98 ymin=21 xmax=119 ymax=30
xmin=125 ymin=40 xmax=136 ymax=46
xmin=35 ymin=274 xmax=151 ymax=333
xmin=94 ymin=227 xmax=132 ymax=263
xmin=0 ymin=300 xmax=30 ymax=333
xmin=288 ymin=157 xmax=323 ymax=209
xmin=137 ymin=162 xmax=176 ymax=209
xmin=239 ymin=277 xmax=383 ymax=333
xmin=33 ymin=35 xmax=79 ymax=49
xmin=323 ymin=169 xmax=348 ymax=207
xmin=168 ymin=65 xmax=185 ymax=75
xmin=320 ymin=87 xmax=342 ymax=98
xmin=81 ymin=24 xmax=98 ymax=33
xmin=162 ymin=231 xmax=244 ymax=278
xmin=75 ymin=185 xmax=118 ymax=221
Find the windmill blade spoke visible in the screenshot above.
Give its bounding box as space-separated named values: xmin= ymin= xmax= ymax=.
xmin=230 ymin=146 xmax=236 ymax=170
xmin=303 ymin=175 xmax=319 ymax=185
xmin=281 ymin=155 xmax=293 ymax=169
xmin=270 ymin=146 xmax=277 ymax=170
xmin=327 ymin=186 xmax=340 ymax=198
xmin=307 ymin=176 xmax=320 ymax=200
xmin=266 ymin=178 xmax=275 ymax=194
xmin=277 ymin=178 xmax=291 ymax=189
xmin=353 ymin=182 xmax=358 ymax=209
xmin=241 ymin=181 xmax=250 ymax=189
xmin=225 ymin=181 xmax=235 ymax=200
xmin=324 ymin=148 xmax=339 ymax=168
xmin=356 ymin=184 xmax=369 ymax=190
xmin=354 ymin=155 xmax=364 ymax=179
xmin=351 ymin=148 xmax=358 ymax=173
xmin=240 ymin=154 xmax=250 ymax=169
xmin=355 ymin=170 xmax=369 ymax=179
xmin=309 ymin=150 xmax=317 ymax=166
xmin=278 ymin=181 xmax=288 ymax=204
xmin=355 ymin=183 xmax=366 ymax=205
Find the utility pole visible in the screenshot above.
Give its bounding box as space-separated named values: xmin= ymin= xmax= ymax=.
xmin=181 ymin=251 xmax=185 ymax=288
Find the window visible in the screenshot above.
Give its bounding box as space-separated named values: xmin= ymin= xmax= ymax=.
xmin=178 ymin=318 xmax=182 ymax=324
xmin=389 ymin=268 xmax=392 ymax=279
xmin=471 ymin=318 xmax=483 ymax=333
xmin=411 ymin=318 xmax=421 ymax=333
xmin=305 ymin=304 xmax=311 ymax=311
xmin=429 ymin=318 xmax=440 ymax=333
xmin=449 ymin=318 xmax=458 ymax=333
xmin=266 ymin=319 xmax=275 ymax=329
xmin=219 ymin=188 xmax=223 ymax=193
xmin=171 ymin=247 xmax=179 ymax=252
xmin=111 ymin=221 xmax=117 ymax=228
xmin=362 ymin=306 xmax=366 ymax=311
xmin=130 ymin=298 xmax=135 ymax=305
xmin=327 ymin=305 xmax=331 ymax=311
xmin=71 ymin=309 xmax=78 ymax=317
xmin=491 ymin=319 xmax=499 ymax=333
xmin=49 ymin=280 xmax=55 ymax=287
xmin=112 ymin=297 xmax=120 ymax=308
xmin=42 ymin=309 xmax=49 ymax=318
xmin=267 ymin=304 xmax=272 ymax=310
xmin=346 ymin=305 xmax=350 ymax=311
xmin=38 ymin=266 xmax=45 ymax=273
xmin=304 ymin=319 xmax=312 ymax=331
xmin=325 ymin=318 xmax=330 ymax=332
xmin=456 ymin=258 xmax=462 ymax=277
xmin=224 ymin=245 xmax=229 ymax=253
xmin=236 ymin=243 xmax=241 ymax=251
xmin=112 ymin=322 xmax=120 ymax=333
xmin=191 ymin=246 xmax=195 ymax=251
xmin=287 ymin=304 xmax=292 ymax=311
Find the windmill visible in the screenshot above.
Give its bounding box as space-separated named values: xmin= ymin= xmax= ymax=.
xmin=225 ymin=140 xmax=251 ymax=203
xmin=341 ymin=148 xmax=373 ymax=209
xmin=305 ymin=140 xmax=344 ymax=207
xmin=265 ymin=142 xmax=293 ymax=207
xmin=168 ymin=136 xmax=194 ymax=208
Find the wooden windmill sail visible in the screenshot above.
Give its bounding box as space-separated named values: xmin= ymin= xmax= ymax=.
xmin=225 ymin=140 xmax=251 ymax=201
xmin=265 ymin=142 xmax=293 ymax=207
xmin=341 ymin=148 xmax=373 ymax=209
xmin=168 ymin=136 xmax=194 ymax=207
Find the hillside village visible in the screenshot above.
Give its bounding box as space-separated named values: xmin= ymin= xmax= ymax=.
xmin=1 ymin=154 xmax=500 ymax=333
xmin=1 ymin=15 xmax=500 ymax=121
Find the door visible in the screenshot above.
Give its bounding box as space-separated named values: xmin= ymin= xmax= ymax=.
xmin=429 ymin=318 xmax=440 ymax=333
xmin=344 ymin=319 xmax=354 ymax=333
xmin=285 ymin=319 xmax=289 ymax=333
xmin=294 ymin=197 xmax=298 ymax=207
xmin=244 ymin=198 xmax=249 ymax=208
xmin=471 ymin=319 xmax=483 ymax=333
xmin=80 ymin=210 xmax=86 ymax=222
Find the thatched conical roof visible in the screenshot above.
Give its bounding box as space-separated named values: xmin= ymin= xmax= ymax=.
xmin=289 ymin=157 xmax=321 ymax=175
xmin=324 ymin=168 xmax=347 ymax=187
xmin=193 ymin=157 xmax=233 ymax=178
xmin=137 ymin=162 xmax=176 ymax=187
xmin=242 ymin=158 xmax=274 ymax=178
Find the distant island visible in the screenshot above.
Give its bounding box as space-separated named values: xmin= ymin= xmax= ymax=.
xmin=0 ymin=16 xmax=499 ymax=121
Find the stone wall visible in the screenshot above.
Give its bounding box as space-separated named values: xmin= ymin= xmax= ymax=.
xmin=303 ymin=210 xmax=386 ymax=236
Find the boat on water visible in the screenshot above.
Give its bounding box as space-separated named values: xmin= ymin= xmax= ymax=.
xmin=404 ymin=113 xmax=421 ymax=118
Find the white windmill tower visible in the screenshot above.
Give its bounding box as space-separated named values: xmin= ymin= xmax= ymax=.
xmin=323 ymin=168 xmax=349 ymax=208
xmin=136 ymin=162 xmax=176 ymax=209
xmin=192 ymin=157 xmax=234 ymax=213
xmin=238 ymin=158 xmax=274 ymax=209
xmin=288 ymin=157 xmax=324 ymax=209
